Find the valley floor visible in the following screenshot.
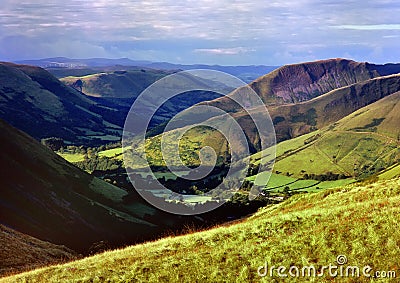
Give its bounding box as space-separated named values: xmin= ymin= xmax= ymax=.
xmin=2 ymin=178 xmax=400 ymax=282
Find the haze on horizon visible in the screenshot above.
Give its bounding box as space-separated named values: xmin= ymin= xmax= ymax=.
xmin=1 ymin=0 xmax=399 ymax=66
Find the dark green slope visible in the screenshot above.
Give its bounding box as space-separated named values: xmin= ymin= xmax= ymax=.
xmin=0 ymin=118 xmax=162 ymax=252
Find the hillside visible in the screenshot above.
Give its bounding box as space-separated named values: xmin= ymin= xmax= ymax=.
xmin=60 ymin=70 xmax=170 ymax=98
xmin=0 ymin=118 xmax=169 ymax=252
xmin=268 ymin=73 xmax=400 ymax=142
xmin=0 ymin=62 xmax=124 ymax=145
xmin=60 ymin=70 xmax=223 ymax=127
xmin=130 ymin=72 xmax=400 ymax=171
xmin=0 ymin=118 xmax=273 ymax=259
xmin=248 ymin=90 xmax=400 ymax=192
xmin=3 ymin=178 xmax=399 ymax=282
xmin=0 ymin=225 xmax=77 ymax=277
xmin=114 ymin=75 xmax=400 ymax=199
xmin=206 ymin=58 xmax=400 ymax=112
xmin=148 ymin=60 xmax=400 ymax=158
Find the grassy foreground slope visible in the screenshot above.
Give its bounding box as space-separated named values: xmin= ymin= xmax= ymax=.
xmin=4 ymin=178 xmax=400 ymax=282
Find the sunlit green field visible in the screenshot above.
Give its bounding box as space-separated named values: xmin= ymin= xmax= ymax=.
xmin=98 ymin=148 xmax=123 ymax=159
xmin=247 ymin=172 xmax=355 ymax=193
xmin=57 ymin=152 xmax=85 ymax=163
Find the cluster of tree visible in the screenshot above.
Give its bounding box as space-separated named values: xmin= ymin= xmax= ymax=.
xmin=290 ymin=108 xmax=317 ymax=126
xmin=58 ymin=141 xmax=121 ymax=155
xmin=97 ymin=141 xmax=122 ymax=152
xmin=247 ymin=164 xmax=260 ymax=177
xmin=303 ymin=172 xmax=349 ymax=181
xmin=72 ymin=79 xmax=83 ymax=92
xmin=161 ymin=168 xmax=228 ymax=195
xmin=240 ymin=180 xmax=253 ymax=191
xmin=41 ymin=137 xmax=64 ymax=151
xmin=75 ymin=155 xmax=123 ymax=173
xmin=353 ymin=160 xmax=387 ymax=180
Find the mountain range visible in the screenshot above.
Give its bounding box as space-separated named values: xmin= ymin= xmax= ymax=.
xmin=15 ymin=57 xmax=278 ymax=83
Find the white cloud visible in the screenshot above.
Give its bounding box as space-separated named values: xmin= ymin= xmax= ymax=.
xmin=1 ymin=0 xmax=400 ymax=64
xmin=331 ymin=24 xmax=400 ymax=30
xmin=194 ymin=47 xmax=255 ymax=55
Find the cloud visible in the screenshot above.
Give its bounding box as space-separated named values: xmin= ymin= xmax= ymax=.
xmin=0 ymin=0 xmax=399 ymax=64
xmin=330 ymin=24 xmax=400 ymax=30
xmin=194 ymin=47 xmax=255 ymax=55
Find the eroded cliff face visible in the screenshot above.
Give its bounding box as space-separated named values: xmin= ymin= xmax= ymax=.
xmin=250 ymin=58 xmax=378 ymax=104
xmin=203 ymin=58 xmax=383 ymax=113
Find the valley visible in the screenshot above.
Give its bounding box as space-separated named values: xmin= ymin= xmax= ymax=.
xmin=1 ymin=57 xmax=400 ymax=281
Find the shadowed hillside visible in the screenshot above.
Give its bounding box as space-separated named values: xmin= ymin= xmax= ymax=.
xmin=0 ymin=62 xmax=122 ymax=145
xmin=0 ymin=118 xmax=164 ymax=252
xmin=60 ymin=70 xmax=225 ymax=127
xmin=60 ymin=70 xmax=170 ymax=98
xmin=0 ymin=225 xmax=77 ymax=277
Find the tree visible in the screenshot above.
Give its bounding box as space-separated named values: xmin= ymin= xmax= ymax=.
xmin=41 ymin=137 xmax=64 ymax=151
xmin=73 ymin=79 xmax=83 ymax=92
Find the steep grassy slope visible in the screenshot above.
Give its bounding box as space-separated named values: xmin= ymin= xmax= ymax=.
xmin=4 ymin=178 xmax=400 ymax=282
xmin=268 ymin=73 xmax=400 ymax=141
xmin=0 ymin=62 xmax=123 ymax=145
xmin=0 ymin=225 xmax=77 ymax=277
xmin=378 ymin=163 xmax=400 ymax=180
xmin=0 ymin=118 xmax=167 ymax=252
xmin=250 ymin=91 xmax=400 ymax=182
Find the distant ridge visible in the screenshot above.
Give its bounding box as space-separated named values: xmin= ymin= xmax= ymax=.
xmin=15 ymin=57 xmax=278 ymax=83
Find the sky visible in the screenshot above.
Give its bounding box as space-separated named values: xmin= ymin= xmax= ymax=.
xmin=1 ymin=0 xmax=400 ymax=65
